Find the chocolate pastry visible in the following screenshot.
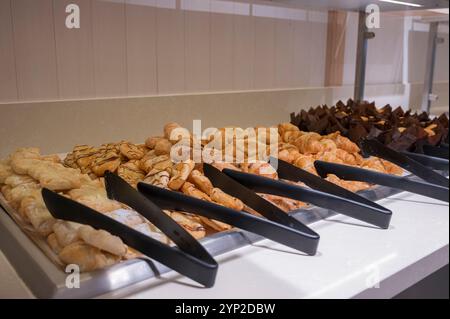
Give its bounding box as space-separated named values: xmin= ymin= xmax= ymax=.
xmin=290 ymin=99 xmax=449 ymax=153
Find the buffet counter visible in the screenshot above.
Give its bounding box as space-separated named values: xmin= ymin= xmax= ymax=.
xmin=1 ymin=191 xmax=447 ymax=299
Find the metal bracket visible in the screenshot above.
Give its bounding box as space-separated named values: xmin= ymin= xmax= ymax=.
xmin=354 ymin=11 xmax=375 ymax=102
xmin=421 ymin=22 xmax=441 ymax=113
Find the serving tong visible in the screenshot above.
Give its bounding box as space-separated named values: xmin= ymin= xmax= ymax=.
xmin=217 ymin=158 xmax=392 ymax=229
xmin=313 ymin=138 xmax=448 ymax=203
xmin=360 ymin=139 xmax=448 ymax=188
xmin=138 ymin=182 xmax=319 ymax=255
xmin=42 ymin=172 xmax=218 ymax=288
xmin=401 ymin=151 xmax=449 ymax=171
xmin=423 ymin=144 xmax=449 ymax=160
xmin=202 ymin=164 xmax=320 ymax=255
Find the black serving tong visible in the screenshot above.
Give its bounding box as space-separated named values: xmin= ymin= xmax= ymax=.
xmin=202 ymin=163 xmax=320 ymax=255
xmin=401 ymin=151 xmax=449 ymax=171
xmin=360 ymin=139 xmax=449 ymax=187
xmin=261 ymin=157 xmax=392 ymax=228
xmin=423 ymin=144 xmax=449 ymax=159
xmin=221 ymin=164 xmax=392 ymax=229
xmin=42 ymin=172 xmax=218 ymax=288
xmin=314 ymin=160 xmax=449 ymax=203
xmin=138 ymin=182 xmax=317 ymax=254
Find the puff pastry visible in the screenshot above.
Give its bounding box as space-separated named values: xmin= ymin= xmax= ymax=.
xmin=58 ymin=242 xmax=120 ymax=272
xmin=78 ymin=225 xmax=127 ymax=257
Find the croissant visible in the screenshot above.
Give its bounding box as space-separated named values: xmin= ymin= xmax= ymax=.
xmin=334 ymin=149 xmax=363 ymax=166
xmin=293 ymin=154 xmax=316 ymax=173
xmin=293 ymin=132 xmax=323 ymax=154
xmin=278 ymin=143 xmax=301 ymax=164
xmin=243 ymin=161 xmax=278 ymax=179
xmin=325 ymin=174 xmax=370 ymax=192
xmin=282 ymin=130 xmax=303 ymax=144
xmin=326 ymin=132 xmax=360 ymax=154
xmin=316 ymin=151 xmax=344 ymax=165
xmin=278 ymin=123 xmax=299 ymax=138
xmin=361 ymin=157 xmax=386 ymax=172
xmin=380 ymin=159 xmax=403 ymax=176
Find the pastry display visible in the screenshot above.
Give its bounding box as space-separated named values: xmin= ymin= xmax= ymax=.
xmin=0 ymin=120 xmax=404 ymax=274
xmin=290 ymin=99 xmax=449 ymax=152
xmin=0 ymin=148 xmax=169 ymax=272
xmin=276 ymin=123 xmax=402 ymax=192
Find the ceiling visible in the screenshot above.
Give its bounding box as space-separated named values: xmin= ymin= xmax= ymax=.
xmin=270 ymin=0 xmax=449 ymax=12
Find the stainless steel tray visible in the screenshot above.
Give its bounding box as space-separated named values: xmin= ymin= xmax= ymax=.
xmin=0 ymin=174 xmax=434 ymax=299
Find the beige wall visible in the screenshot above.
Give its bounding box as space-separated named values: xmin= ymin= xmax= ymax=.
xmin=0 ymin=0 xmax=331 ymax=102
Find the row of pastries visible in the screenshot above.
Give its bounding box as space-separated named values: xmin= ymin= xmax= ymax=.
xmin=0 ymin=122 xmax=403 ymax=273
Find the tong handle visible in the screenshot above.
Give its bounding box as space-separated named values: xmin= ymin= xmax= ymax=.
xmin=138 ymin=183 xmax=319 ymax=254
xmin=223 ymin=169 xmax=392 ymax=229
xmin=423 ymin=145 xmax=449 ymax=160
xmin=314 ymin=161 xmax=449 ymax=203
xmin=42 ymin=188 xmax=218 ymax=287
xmin=401 ymin=151 xmax=449 ymax=171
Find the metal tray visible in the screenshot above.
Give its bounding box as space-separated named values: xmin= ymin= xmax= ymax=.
xmin=0 ymin=176 xmax=414 ymax=299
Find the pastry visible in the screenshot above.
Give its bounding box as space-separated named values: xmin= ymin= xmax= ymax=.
xmin=52 ymin=221 xmax=81 ymax=247
xmin=210 ymin=188 xmax=244 ymax=211
xmin=47 ymin=233 xmax=63 ymax=254
xmin=241 ymin=161 xmax=278 ymax=179
xmin=117 ymin=160 xmax=145 ymax=188
xmin=90 ymin=150 xmax=121 ymax=177
xmin=68 ymin=184 xmax=122 ymax=213
xmin=19 ymin=193 xmax=55 ymax=236
xmin=73 ymin=145 xmax=98 ymax=169
xmin=154 ymin=138 xmax=172 ymax=156
xmin=58 ymin=242 xmax=120 ymax=272
xmin=145 ymin=136 xmax=165 ymax=149
xmin=78 ymin=225 xmax=127 ymax=257
xmin=290 ymin=99 xmax=449 ymax=152
xmin=165 ymin=211 xmax=206 ymax=240
xmin=197 ymin=216 xmax=232 ymax=232
xmin=143 ymin=170 xmax=170 ymax=188
xmin=104 ymin=209 xmax=145 ymax=227
xmin=140 ymin=152 xmax=172 ymax=174
xmin=187 ymin=170 xmax=214 ymax=195
xmin=0 ymin=160 xmax=14 ymax=184
xmin=168 ymin=160 xmax=195 ymax=190
xmin=259 ymin=193 xmax=306 ymax=212
xmin=181 ymin=182 xmax=211 ymax=201
xmin=119 ymin=142 xmax=145 ymax=160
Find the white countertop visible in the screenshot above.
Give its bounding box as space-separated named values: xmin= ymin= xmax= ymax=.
xmin=0 ymin=191 xmax=448 ymax=299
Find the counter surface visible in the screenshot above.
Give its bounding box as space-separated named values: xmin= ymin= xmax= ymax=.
xmin=0 ymin=192 xmax=448 ymax=299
